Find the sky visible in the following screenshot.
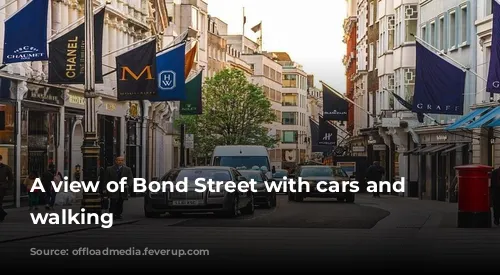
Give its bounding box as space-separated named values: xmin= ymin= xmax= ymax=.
xmin=204 ymin=0 xmax=347 ymax=92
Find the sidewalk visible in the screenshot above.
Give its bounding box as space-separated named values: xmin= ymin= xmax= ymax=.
xmin=358 ymin=194 xmax=499 ymax=230
xmin=0 ymin=198 xmax=143 ymax=243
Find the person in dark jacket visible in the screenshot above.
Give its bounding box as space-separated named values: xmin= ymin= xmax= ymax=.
xmin=42 ymin=164 xmax=56 ymax=210
xmin=366 ymin=161 xmax=385 ymax=198
xmin=103 ymin=156 xmax=133 ymax=220
xmin=490 ymin=167 xmax=500 ymax=226
xmin=0 ymin=155 xmax=14 ymax=222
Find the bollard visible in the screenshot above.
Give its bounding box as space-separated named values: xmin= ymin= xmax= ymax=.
xmin=455 ymin=164 xmax=492 ymax=228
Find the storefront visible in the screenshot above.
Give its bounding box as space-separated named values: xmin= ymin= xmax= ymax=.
xmin=411 ymin=128 xmax=472 ymax=202
xmin=97 ymin=98 xmax=126 ymax=168
xmin=64 ymin=91 xmax=85 ymax=180
xmin=0 ymin=77 xmax=17 ymax=207
xmin=21 ymin=83 xmax=64 ymax=179
xmin=125 ymin=101 xmax=143 ymax=178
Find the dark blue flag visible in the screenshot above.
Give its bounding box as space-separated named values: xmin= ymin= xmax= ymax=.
xmin=412 ymin=41 xmax=465 ymax=115
xmin=322 ymin=84 xmax=348 ymax=121
xmin=391 ymin=91 xmax=424 ymax=123
xmin=487 ymin=0 xmax=500 ymax=93
xmin=3 ymin=0 xmax=49 ymax=64
xmin=151 ymin=43 xmax=186 ymax=101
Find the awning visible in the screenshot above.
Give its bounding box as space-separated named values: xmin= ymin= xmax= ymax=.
xmin=465 ymin=106 xmax=500 ymax=129
xmin=403 ymin=146 xmax=422 ymax=156
xmin=418 ymin=144 xmax=454 ymax=155
xmin=440 ymin=143 xmax=467 ymax=155
xmin=444 ymin=107 xmax=491 ymax=130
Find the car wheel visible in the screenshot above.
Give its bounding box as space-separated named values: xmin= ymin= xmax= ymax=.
xmin=346 ymin=193 xmax=355 ymax=203
xmin=271 ymin=193 xmax=277 ymax=207
xmin=264 ymin=195 xmax=272 ymax=208
xmin=241 ymin=194 xmax=255 ymax=215
xmin=145 ymin=208 xmax=161 ymax=218
xmin=295 ymin=193 xmax=303 ymax=202
xmin=222 ymin=196 xmax=239 ymax=218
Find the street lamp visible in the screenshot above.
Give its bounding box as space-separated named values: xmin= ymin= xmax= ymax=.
xmin=81 ymin=0 xmax=101 ymax=214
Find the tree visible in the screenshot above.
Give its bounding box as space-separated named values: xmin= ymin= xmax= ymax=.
xmin=176 ymin=68 xmax=278 ymax=158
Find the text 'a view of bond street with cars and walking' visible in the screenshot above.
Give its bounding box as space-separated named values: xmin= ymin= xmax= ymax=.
xmin=2 ymin=0 xmax=500 ymax=271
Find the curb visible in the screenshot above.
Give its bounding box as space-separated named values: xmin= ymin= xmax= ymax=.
xmin=0 ymin=219 xmax=140 ymax=244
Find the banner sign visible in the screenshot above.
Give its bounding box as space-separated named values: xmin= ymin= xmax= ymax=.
xmin=310 ymin=118 xmax=331 ymax=153
xmin=318 ymin=117 xmax=337 ymax=146
xmin=150 ymin=43 xmax=186 ymax=101
xmin=412 ymin=41 xmax=465 ymax=115
xmin=3 ymin=0 xmax=49 ymax=64
xmin=487 ymin=0 xmax=500 ymax=93
xmin=322 ymin=84 xmax=348 ymax=121
xmin=180 ymin=71 xmax=203 ymax=115
xmin=116 ymin=39 xmax=157 ymax=101
xmin=48 ymin=8 xmax=105 ymax=84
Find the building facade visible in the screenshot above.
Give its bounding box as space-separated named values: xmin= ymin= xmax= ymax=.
xmin=0 ymin=0 xmax=169 ymax=207
xmin=344 ymin=0 xmax=357 ymax=137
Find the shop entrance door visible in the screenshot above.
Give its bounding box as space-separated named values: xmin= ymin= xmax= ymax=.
xmin=437 ymin=154 xmax=447 ymax=201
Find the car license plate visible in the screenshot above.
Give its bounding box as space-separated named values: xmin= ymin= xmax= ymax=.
xmin=172 ymin=200 xmax=203 ymax=206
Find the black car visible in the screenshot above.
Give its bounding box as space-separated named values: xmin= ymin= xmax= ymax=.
xmin=144 ymin=166 xmax=255 ymax=218
xmin=288 ymin=165 xmax=355 ymax=203
xmin=272 ymin=169 xmax=288 ymax=193
xmin=238 ymin=169 xmax=277 ymax=208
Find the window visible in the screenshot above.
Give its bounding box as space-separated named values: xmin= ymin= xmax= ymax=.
xmin=282 ymin=93 xmax=297 ymax=106
xmin=429 ymin=21 xmax=436 ymax=47
xmin=439 ymin=16 xmax=446 ymax=50
xmin=449 ymin=11 xmax=456 ymax=49
xmin=264 ymin=65 xmax=270 ymax=77
xmin=369 ymin=1 xmax=375 ymax=26
xmin=263 ymin=86 xmax=270 ymax=98
xmin=282 ymin=112 xmax=297 ymax=125
xmin=395 ymin=5 xmax=418 ymax=45
xmin=388 ymin=15 xmax=395 ymax=50
xmin=460 ymin=5 xmax=468 ymax=45
xmin=282 ymin=131 xmax=297 ymax=143
xmin=487 ymin=0 xmax=493 ymax=15
xmin=369 ymin=43 xmax=374 ymax=71
xmin=276 ymin=72 xmax=282 ymax=84
xmin=191 ymin=8 xmax=198 ymax=30
xmin=282 ymin=74 xmax=297 ymax=88
xmin=421 ymin=25 xmax=427 ymax=42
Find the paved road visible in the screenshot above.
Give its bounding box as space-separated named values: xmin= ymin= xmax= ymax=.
xmin=1 ymin=194 xmax=499 ymax=271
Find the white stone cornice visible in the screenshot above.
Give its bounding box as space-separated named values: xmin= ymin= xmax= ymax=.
xmin=16 ymin=81 xmax=29 ymax=100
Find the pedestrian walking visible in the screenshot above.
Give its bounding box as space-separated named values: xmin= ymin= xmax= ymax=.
xmin=103 ymin=156 xmax=133 ymax=220
xmin=490 ymin=166 xmax=500 ymax=226
xmin=0 ymin=155 xmax=13 ymax=222
xmin=42 ymin=164 xmax=56 ymax=210
xmin=366 ymin=161 xmax=385 ymax=198
xmin=23 ymin=171 xmax=40 ymax=210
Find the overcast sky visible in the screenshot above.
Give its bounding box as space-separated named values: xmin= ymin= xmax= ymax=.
xmin=204 ymin=0 xmax=347 ymax=93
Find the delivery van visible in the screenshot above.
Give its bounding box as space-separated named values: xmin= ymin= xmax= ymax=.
xmin=211 ymin=145 xmax=272 ymax=178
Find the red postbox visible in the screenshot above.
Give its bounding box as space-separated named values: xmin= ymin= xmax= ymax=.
xmin=455 ymin=164 xmax=492 ymax=228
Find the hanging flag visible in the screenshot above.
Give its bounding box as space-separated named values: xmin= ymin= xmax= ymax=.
xmin=251 ymin=22 xmax=262 ymax=32
xmin=116 ymin=39 xmax=157 ymax=101
xmin=318 ymin=117 xmax=337 ymax=146
xmin=185 ymin=42 xmax=198 ymax=79
xmin=391 ymin=91 xmax=424 ymax=123
xmin=412 ymin=41 xmax=465 ymax=115
xmin=488 ymin=0 xmax=500 ymax=93
xmin=310 ymin=118 xmax=330 ymax=153
xmin=48 ymin=8 xmax=105 ymax=84
xmin=322 ymin=84 xmax=348 ymax=121
xmin=3 ymin=0 xmax=49 ymax=64
xmin=180 ymin=70 xmax=203 ymax=115
xmin=150 ymin=42 xmax=186 ymax=102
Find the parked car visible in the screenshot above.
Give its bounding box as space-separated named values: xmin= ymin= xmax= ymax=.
xmin=144 ymin=166 xmax=255 ymax=218
xmin=272 ymin=169 xmax=288 ymax=193
xmin=238 ymin=169 xmax=276 ymax=208
xmin=288 ymin=165 xmax=355 ymax=203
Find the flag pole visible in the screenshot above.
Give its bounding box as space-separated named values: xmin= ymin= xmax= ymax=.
xmin=0 ymin=0 xmax=21 ymax=12
xmin=102 ymin=35 xmax=156 ymax=57
xmin=242 ymin=7 xmax=245 ymax=53
xmin=320 ymin=80 xmax=375 ymax=118
xmin=81 ymin=0 xmax=101 ymax=214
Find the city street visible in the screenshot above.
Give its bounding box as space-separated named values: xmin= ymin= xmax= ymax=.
xmin=1 ymin=194 xmax=500 ymax=271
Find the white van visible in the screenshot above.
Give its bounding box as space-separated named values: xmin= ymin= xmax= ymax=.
xmin=211 ymin=145 xmax=272 ymax=178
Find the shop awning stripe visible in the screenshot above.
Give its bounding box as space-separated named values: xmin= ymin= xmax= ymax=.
xmin=444 ymin=107 xmax=491 ymax=131
xmin=440 ymin=143 xmax=467 ymax=155
xmin=465 ymin=106 xmax=500 ymax=129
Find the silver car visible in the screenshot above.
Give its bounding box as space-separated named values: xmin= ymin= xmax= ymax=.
xmin=144 ymin=166 xmax=255 ymax=218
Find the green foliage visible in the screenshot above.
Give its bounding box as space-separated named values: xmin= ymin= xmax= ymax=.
xmin=175 ymin=68 xmax=277 ymax=157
